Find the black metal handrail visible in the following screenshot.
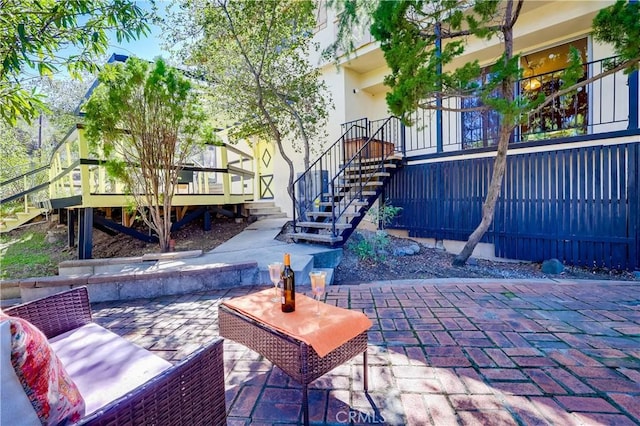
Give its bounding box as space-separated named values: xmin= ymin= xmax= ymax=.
xmin=326 ymin=117 xmax=401 ymax=236
xmin=403 ymin=55 xmax=636 ymax=153
xmin=291 ymin=118 xmax=369 ymax=227
xmin=291 ymin=116 xmax=403 ymax=238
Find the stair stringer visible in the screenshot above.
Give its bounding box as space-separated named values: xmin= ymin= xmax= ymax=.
xmin=334 ymin=165 xmax=400 ymax=246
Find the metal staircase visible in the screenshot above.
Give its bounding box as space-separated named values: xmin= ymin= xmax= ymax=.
xmin=288 ymin=117 xmax=404 ymax=246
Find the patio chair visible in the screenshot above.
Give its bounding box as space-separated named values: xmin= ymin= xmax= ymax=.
xmin=2 ymin=287 xmax=227 ymax=425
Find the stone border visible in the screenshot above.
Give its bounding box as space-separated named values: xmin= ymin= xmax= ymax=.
xmin=58 ymin=250 xmax=204 ymax=275
xmin=18 ymin=261 xmax=258 ymax=303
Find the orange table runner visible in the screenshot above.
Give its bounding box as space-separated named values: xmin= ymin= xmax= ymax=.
xmin=221 ymin=288 xmax=372 ymax=357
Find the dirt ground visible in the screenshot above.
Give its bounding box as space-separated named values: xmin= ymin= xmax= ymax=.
xmin=90 ymin=218 xmax=249 ymax=258
xmin=3 ymin=219 xmax=637 ymax=283
xmin=333 ymin=230 xmax=637 ymax=284
xmin=0 ymin=219 xmax=248 ymax=280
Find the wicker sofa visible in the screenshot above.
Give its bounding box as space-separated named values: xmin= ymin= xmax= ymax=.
xmin=4 ymin=287 xmax=227 ymax=425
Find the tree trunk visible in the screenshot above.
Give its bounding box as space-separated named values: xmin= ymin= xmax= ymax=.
xmin=274 ymin=137 xmax=296 ymax=204
xmin=453 ymin=2 xmax=518 ymax=266
xmin=452 ymin=122 xmax=514 ymax=266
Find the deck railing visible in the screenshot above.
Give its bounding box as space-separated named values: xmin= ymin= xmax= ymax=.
xmin=0 ymin=165 xmax=50 ymax=212
xmin=3 ymin=124 xmax=255 ymax=211
xmin=401 ymin=56 xmax=638 ymax=156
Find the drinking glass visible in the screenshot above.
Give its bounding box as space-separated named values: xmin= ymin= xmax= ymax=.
xmin=309 ymin=271 xmax=327 ymax=316
xmin=268 ymin=262 xmax=283 ymax=303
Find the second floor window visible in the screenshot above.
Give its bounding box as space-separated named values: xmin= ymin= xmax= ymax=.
xmin=461 ymin=68 xmax=501 ymax=150
xmin=520 ymin=39 xmax=588 ymax=142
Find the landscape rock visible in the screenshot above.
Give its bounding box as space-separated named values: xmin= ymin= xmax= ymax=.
xmin=541 ymin=258 xmax=565 ymax=274
xmin=393 ymin=243 xmax=421 ymax=257
xmin=467 ymin=257 xmax=478 ymax=266
xmin=46 ymin=230 xmax=65 ymax=244
xmin=408 ymin=243 xmax=420 ymax=254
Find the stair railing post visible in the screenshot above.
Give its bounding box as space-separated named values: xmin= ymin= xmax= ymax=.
xmin=400 ymin=120 xmax=406 ymax=157
xmin=23 ymin=174 xmax=29 ymax=213
xmin=321 ymin=155 xmax=325 ymax=198
xmin=292 ymin=188 xmax=297 ymax=232
xmin=331 ymin=183 xmax=336 ymax=237
xmin=629 ymin=55 xmax=639 ymax=129
xmin=359 ymin=152 xmax=364 ymax=202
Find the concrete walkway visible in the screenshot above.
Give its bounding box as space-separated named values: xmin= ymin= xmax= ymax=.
xmin=101 ymin=217 xmax=341 ymax=285
xmin=91 ymin=279 xmax=640 ymax=425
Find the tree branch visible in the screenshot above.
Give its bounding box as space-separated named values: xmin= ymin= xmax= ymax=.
xmin=530 ymin=57 xmax=640 ymax=115
xmin=509 ymin=0 xmax=524 ymax=28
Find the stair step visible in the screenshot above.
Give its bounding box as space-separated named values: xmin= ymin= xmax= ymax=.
xmin=244 ymin=201 xmax=276 ymax=209
xmin=296 ymin=222 xmax=352 ymax=230
xmin=341 ymin=172 xmax=390 ymax=180
xmin=336 ymin=181 xmax=384 ymax=189
xmin=325 ymin=190 xmax=377 ymax=198
xmin=308 ymin=211 xmax=361 ymax=218
xmin=344 ymin=163 xmax=398 ymax=173
xmin=345 ymin=155 xmax=402 ymax=166
xmin=247 ymin=206 xmax=282 ymax=215
xmin=287 ymin=232 xmax=343 ymax=244
xmin=0 ymin=207 xmax=48 ymax=233
xmin=319 ymin=200 xmax=368 ymax=207
xmin=16 ymin=212 xmax=37 ymax=219
xmin=253 ymin=212 xmax=288 ymax=219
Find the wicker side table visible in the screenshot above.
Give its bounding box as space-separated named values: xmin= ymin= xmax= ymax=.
xmin=219 ymin=304 xmax=368 ymax=425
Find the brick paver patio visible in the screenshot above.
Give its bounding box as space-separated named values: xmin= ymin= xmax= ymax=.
xmin=91 ymin=279 xmax=640 ymax=425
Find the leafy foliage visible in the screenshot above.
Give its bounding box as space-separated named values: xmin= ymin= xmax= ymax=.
xmin=163 ymin=0 xmax=332 ymax=205
xmin=593 ymin=0 xmax=640 ymax=72
xmin=0 ymin=121 xmax=30 ymax=183
xmin=349 ymin=231 xmax=391 ymax=262
xmin=0 ymin=0 xmax=150 ymax=125
xmin=366 ymin=201 xmax=402 ymax=230
xmin=83 ymin=57 xmax=208 ymax=251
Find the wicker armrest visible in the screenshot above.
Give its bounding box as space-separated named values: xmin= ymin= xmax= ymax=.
xmin=76 ymin=338 xmax=227 ymax=426
xmin=4 ymin=287 xmax=92 ymax=339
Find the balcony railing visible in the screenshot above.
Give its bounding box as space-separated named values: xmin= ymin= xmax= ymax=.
xmin=44 ymin=125 xmax=254 ymax=208
xmin=400 ymin=56 xmax=637 ymax=156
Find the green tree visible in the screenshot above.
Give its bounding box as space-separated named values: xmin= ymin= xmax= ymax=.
xmin=12 ymin=75 xmax=92 ymax=161
xmin=83 ymin=57 xmax=208 ymax=252
xmin=0 ymin=0 xmax=150 ymax=125
xmin=330 ymin=0 xmax=640 ymax=265
xmin=163 ymin=0 xmax=332 ymax=208
xmin=0 ymin=121 xmax=30 ymax=182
